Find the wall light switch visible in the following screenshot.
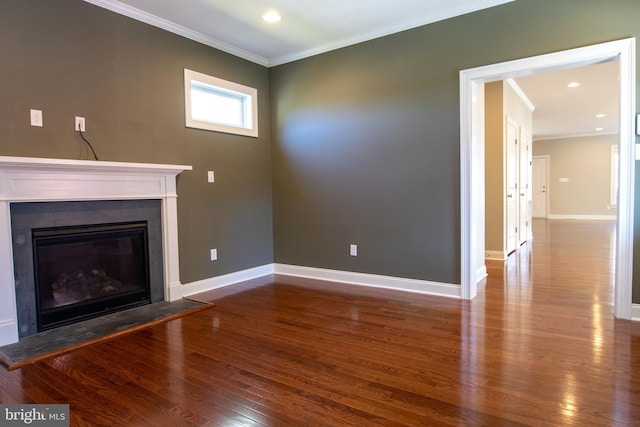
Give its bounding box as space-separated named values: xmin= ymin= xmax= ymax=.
xmin=210 ymin=248 xmax=218 ymax=261
xmin=207 ymin=171 xmax=215 ymax=183
xmin=30 ymin=109 xmax=43 ymax=127
xmin=350 ymin=244 xmax=358 ymax=257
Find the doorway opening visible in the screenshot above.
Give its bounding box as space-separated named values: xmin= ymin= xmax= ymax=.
xmin=460 ymin=38 xmax=635 ymax=319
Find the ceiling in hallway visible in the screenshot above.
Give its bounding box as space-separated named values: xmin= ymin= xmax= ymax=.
xmin=514 ymin=60 xmax=619 ymax=141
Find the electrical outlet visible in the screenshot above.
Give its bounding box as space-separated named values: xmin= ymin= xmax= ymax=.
xmin=75 ymin=116 xmax=86 ymax=132
xmin=30 ymin=109 xmax=43 ymax=127
xmin=207 ymin=171 xmax=215 ymax=183
xmin=350 ymin=244 xmax=358 ymax=257
xmin=210 ymin=248 xmax=218 ymax=261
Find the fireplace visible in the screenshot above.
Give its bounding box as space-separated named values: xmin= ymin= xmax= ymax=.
xmin=11 ymin=199 xmax=166 ymax=337
xmin=33 ymin=221 xmax=151 ymax=331
xmin=0 ymin=156 xmax=191 ymax=345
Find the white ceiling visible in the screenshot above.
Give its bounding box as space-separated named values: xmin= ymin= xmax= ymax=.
xmin=84 ymin=0 xmax=619 ymax=140
xmin=84 ymin=0 xmax=515 ymax=66
xmin=514 ymin=60 xmax=620 ymax=141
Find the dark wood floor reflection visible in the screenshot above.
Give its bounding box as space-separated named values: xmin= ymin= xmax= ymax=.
xmin=1 ymin=220 xmax=639 ymax=425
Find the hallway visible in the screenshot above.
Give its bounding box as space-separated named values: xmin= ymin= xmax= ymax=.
xmin=475 ymin=219 xmax=633 ymax=424
xmin=486 ymin=218 xmax=616 ymax=312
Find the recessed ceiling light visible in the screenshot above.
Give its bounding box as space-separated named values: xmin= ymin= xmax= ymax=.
xmin=595 ymin=127 xmax=604 ymax=131
xmin=262 ymin=10 xmax=282 ymax=23
xmin=567 ymin=82 xmax=581 ymax=88
xmin=595 ymin=113 xmax=606 ymax=118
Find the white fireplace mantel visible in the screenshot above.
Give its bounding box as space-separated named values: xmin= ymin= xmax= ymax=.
xmin=0 ymin=156 xmax=192 ymax=346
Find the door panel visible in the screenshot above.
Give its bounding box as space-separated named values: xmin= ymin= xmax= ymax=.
xmin=506 ymin=118 xmax=518 ymax=254
xmin=532 ymin=157 xmax=548 ymax=218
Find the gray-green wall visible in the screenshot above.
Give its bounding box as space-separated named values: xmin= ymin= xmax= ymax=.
xmin=270 ymin=0 xmax=640 ymax=302
xmin=0 ymin=0 xmax=274 ymax=284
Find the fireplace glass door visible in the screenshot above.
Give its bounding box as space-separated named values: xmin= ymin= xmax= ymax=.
xmin=32 ymin=221 xmax=151 ymax=331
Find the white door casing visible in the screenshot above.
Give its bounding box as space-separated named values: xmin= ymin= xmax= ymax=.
xmin=460 ymin=38 xmax=635 ymax=320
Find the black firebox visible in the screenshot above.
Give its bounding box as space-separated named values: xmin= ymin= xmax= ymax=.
xmin=32 ymin=221 xmax=151 ymax=331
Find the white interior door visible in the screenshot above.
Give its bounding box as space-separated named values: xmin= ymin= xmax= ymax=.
xmin=506 ymin=117 xmax=518 ymax=254
xmin=518 ymin=127 xmax=531 ymax=245
xmin=532 ymin=156 xmax=548 ymax=218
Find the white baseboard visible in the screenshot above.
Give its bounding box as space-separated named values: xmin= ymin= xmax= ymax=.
xmin=485 ymin=250 xmax=506 ymax=261
xmin=0 ymin=319 xmax=19 ymax=346
xmin=476 ymin=264 xmax=487 ymax=286
xmin=177 ymin=263 xmax=461 ymax=301
xmin=274 ymin=264 xmax=460 ymax=299
xmin=632 ymin=304 xmax=640 ymax=322
xmin=177 ymin=263 xmax=460 ymax=303
xmin=548 ymin=214 xmax=616 ymax=221
xmin=178 ymin=264 xmax=275 ymax=299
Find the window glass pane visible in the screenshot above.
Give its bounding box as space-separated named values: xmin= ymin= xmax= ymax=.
xmin=191 ymin=82 xmax=246 ymax=128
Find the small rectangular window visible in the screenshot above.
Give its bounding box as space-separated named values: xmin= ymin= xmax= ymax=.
xmin=184 ymin=69 xmax=258 ymax=137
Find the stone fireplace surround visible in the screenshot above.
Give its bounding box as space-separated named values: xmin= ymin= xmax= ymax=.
xmin=0 ymin=156 xmax=191 ymax=346
xmin=11 ymin=199 xmax=164 ymax=337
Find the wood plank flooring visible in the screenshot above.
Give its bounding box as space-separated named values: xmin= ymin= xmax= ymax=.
xmin=1 ymin=219 xmax=639 ymax=426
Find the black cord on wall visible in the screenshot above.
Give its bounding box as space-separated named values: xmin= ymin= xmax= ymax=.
xmin=78 ymin=126 xmax=100 ymax=161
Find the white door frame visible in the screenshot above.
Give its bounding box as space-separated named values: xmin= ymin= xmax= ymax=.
xmin=460 ymin=38 xmax=636 ymax=319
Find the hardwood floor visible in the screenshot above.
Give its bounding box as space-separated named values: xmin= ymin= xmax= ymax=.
xmin=1 ymin=219 xmax=639 ymax=426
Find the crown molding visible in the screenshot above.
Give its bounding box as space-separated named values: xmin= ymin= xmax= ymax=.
xmin=82 ymin=0 xmax=270 ymax=67
xmin=533 ymin=131 xmax=618 ymax=142
xmin=505 ymin=78 xmax=536 ymax=112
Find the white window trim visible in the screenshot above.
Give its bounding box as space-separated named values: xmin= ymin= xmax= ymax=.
xmin=184 ymin=68 xmax=258 ymax=138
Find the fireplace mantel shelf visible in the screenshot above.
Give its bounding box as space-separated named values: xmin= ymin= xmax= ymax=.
xmin=0 ymin=156 xmax=192 ymax=202
xmin=0 ymin=156 xmax=191 ymax=174
xmin=0 ymin=156 xmax=192 ymax=346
